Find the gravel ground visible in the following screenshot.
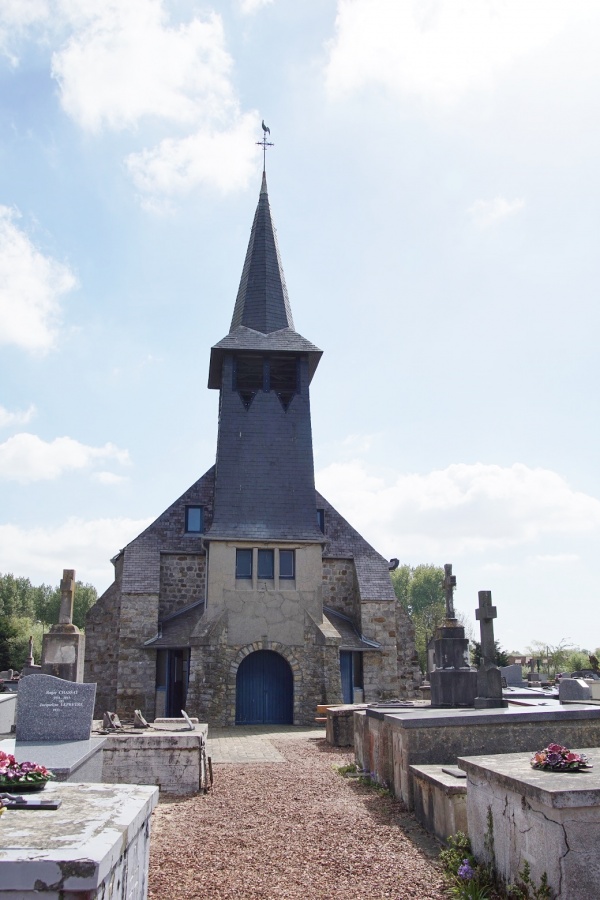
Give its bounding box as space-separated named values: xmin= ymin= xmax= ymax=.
xmin=148 ymin=735 xmax=446 ymax=899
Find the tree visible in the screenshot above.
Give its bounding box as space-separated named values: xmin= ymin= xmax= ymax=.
xmin=391 ymin=564 xmax=446 ymax=674
xmin=0 ymin=616 xmax=19 ymax=670
xmin=471 ymin=640 xmax=509 ymax=667
xmin=527 ymin=639 xmax=573 ymax=677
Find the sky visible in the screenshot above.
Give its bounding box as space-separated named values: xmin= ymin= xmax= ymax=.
xmin=1 ymin=0 xmax=599 ymax=655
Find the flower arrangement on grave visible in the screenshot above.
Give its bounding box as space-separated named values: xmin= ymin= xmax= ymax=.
xmin=0 ymin=750 xmax=55 ymax=789
xmin=530 ymin=743 xmax=592 ymax=772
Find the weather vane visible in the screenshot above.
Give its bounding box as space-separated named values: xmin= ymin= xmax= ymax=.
xmin=256 ymin=120 xmax=274 ymax=172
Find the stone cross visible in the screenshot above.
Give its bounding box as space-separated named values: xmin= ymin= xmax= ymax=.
xmin=58 ymin=568 xmax=76 ymax=625
xmin=475 ymin=590 xmax=497 ymax=665
xmin=442 ymin=563 xmax=457 ymax=620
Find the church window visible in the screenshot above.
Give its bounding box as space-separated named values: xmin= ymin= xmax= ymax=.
xmin=233 ymin=355 xmax=263 ymax=410
xmin=317 ymin=509 xmax=325 ymax=533
xmin=185 ymin=506 xmax=204 ymax=533
xmin=257 ymin=549 xmax=275 ymax=579
xmin=270 ymin=356 xmax=298 ymax=411
xmin=279 ymin=549 xmax=295 ymax=579
xmin=236 ymin=549 xmax=253 ymax=579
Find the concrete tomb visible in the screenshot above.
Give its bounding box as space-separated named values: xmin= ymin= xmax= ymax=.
xmin=500 ymin=663 xmax=524 ymax=686
xmin=0 ymin=782 xmax=158 ymax=899
xmin=354 ymin=703 xmax=600 ymax=810
xmin=40 ymin=569 xmax=85 ymax=683
xmin=458 ymin=748 xmax=600 ymax=900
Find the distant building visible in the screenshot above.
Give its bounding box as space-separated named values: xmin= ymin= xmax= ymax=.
xmin=85 ymin=173 xmax=421 ymax=725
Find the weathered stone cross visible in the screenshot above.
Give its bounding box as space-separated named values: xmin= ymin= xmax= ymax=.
xmin=475 ymin=590 xmax=497 ymax=665
xmin=442 ymin=563 xmax=457 ymax=620
xmin=59 ymin=568 xmax=76 ymax=626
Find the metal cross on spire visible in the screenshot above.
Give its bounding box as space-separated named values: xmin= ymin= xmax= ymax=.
xmin=256 ymin=119 xmax=274 ymax=172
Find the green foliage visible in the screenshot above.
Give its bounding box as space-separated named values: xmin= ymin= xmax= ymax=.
xmin=391 ymin=564 xmax=446 ymax=673
xmin=565 ymin=650 xmax=589 ymax=674
xmin=471 ymin=641 xmax=510 ymax=668
xmin=0 ymin=616 xmax=19 ymax=671
xmin=507 ymin=862 xmax=551 ymax=899
xmin=335 ymin=763 xmax=358 ymax=776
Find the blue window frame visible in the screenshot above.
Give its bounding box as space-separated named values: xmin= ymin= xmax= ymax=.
xmin=279 ymin=550 xmax=295 ymax=579
xmin=185 ymin=506 xmax=203 ymax=533
xmin=236 ymin=549 xmax=253 ymax=579
xmin=257 ymin=549 xmax=274 ymax=579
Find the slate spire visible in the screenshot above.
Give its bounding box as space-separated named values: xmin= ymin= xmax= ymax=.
xmin=229 ymin=172 xmax=294 ymax=334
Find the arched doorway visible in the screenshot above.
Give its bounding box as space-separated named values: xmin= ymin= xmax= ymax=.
xmin=235 ymin=650 xmax=293 ymax=724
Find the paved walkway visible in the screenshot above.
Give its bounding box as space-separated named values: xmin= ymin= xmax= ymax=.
xmin=206 ymin=724 xmax=326 ymax=763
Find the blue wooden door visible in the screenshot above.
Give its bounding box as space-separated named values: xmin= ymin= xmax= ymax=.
xmin=340 ymin=651 xmax=353 ymax=704
xmin=236 ymin=650 xmax=293 ymax=724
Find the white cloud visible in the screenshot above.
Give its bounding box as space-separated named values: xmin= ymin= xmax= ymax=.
xmin=0 ymin=516 xmax=153 ymax=593
xmin=44 ymin=0 xmax=259 ymax=199
xmin=125 ymin=113 xmax=258 ymax=201
xmin=468 ymin=196 xmax=525 ymax=228
xmin=52 ymin=3 xmax=235 ymax=133
xmin=0 ymin=433 xmax=130 ymax=483
xmin=92 ymin=471 xmax=129 ymax=485
xmin=0 ymin=0 xmax=49 ymax=65
xmin=0 ymin=404 xmax=36 ymax=428
xmin=316 ymin=460 xmax=600 ymax=557
xmin=0 ymin=206 xmax=77 ymax=354
xmin=325 ymin=0 xmax=598 ymax=104
xmin=239 ymin=0 xmax=274 ymax=13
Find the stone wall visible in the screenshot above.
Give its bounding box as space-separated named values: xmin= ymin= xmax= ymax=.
xmin=116 ymin=592 xmax=159 ymax=721
xmin=395 ymin=602 xmax=422 ymax=699
xmin=360 ymin=601 xmax=400 ymax=701
xmin=159 ymin=553 xmax=206 ymax=619
xmin=84 ymin=580 xmax=121 ymax=717
xmin=322 ymin=558 xmax=359 ymax=621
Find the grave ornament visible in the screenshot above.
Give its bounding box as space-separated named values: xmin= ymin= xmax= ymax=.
xmin=429 ymin=564 xmax=477 ymax=708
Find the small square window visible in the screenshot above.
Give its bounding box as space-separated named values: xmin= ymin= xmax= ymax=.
xmin=185 ymin=506 xmax=203 ymax=533
xmin=279 ymin=549 xmax=295 ymax=579
xmin=236 ymin=549 xmax=253 ymax=579
xmin=257 ymin=549 xmax=274 ymax=579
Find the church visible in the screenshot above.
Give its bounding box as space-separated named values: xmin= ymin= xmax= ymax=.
xmin=84 ymin=167 xmax=420 ymax=726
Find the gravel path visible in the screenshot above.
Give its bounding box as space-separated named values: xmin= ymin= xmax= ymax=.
xmin=148 ymin=734 xmax=446 ymax=899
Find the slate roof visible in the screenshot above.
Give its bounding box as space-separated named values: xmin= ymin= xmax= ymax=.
xmin=323 ymin=607 xmax=381 ymax=650
xmin=144 ymin=600 xmax=206 ymax=648
xmin=231 ymin=172 xmax=294 ymax=334
xmin=208 ymin=174 xmax=321 ymax=388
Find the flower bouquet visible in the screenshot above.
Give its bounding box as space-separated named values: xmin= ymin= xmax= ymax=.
xmin=530 ymin=743 xmax=592 ymax=772
xmin=0 ymin=750 xmax=55 ymax=792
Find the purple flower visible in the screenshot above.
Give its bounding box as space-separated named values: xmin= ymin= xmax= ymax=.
xmin=458 ymin=859 xmax=474 ymax=880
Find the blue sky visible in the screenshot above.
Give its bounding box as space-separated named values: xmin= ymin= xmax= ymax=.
xmin=1 ymin=0 xmax=599 ymax=655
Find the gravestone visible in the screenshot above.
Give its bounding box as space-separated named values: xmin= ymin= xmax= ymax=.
xmin=559 ymin=678 xmax=592 ymax=703
xmin=430 ymin=564 xmax=477 ymax=708
xmin=15 ymin=672 xmax=96 ymax=741
xmin=41 ymin=569 xmax=85 ymax=682
xmin=500 ymin=664 xmax=523 ymax=686
xmin=474 ymin=590 xmax=507 ymax=709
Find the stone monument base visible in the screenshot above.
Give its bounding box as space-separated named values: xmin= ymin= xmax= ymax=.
xmin=41 ymin=627 xmax=85 ymax=682
xmin=430 ymin=668 xmax=477 ymax=708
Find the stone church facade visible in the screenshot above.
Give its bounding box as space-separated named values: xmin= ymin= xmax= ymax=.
xmin=85 ymin=172 xmax=420 ymax=725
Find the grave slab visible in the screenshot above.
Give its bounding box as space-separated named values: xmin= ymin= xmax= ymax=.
xmin=458 ymin=748 xmax=600 ymax=899
xmin=0 ymin=781 xmax=158 ymax=898
xmin=559 ymin=677 xmax=592 ymax=702
xmin=0 ymin=737 xmax=105 ymax=782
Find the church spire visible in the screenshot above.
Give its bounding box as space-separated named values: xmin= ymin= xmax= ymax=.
xmin=229 ymin=173 xmax=294 ymax=335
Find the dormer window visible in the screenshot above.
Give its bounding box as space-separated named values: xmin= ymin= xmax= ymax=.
xmin=185 ymin=506 xmax=204 ymax=533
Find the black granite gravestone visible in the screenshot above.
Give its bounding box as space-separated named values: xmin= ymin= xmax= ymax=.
xmin=15 ymin=673 xmax=96 ymax=741
xmin=474 ymin=590 xmax=507 ymax=709
xmin=429 ymin=564 xmax=477 ymax=708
